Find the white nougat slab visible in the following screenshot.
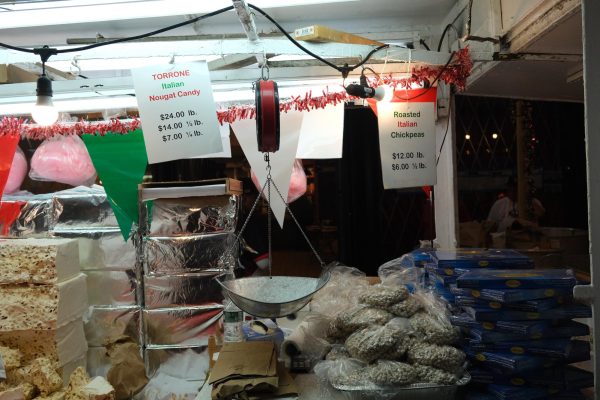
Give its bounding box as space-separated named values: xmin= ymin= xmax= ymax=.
xmin=0 ymin=273 xmax=88 ymax=331
xmin=0 ymin=238 xmax=80 ymax=285
xmin=0 ymin=319 xmax=88 ymax=367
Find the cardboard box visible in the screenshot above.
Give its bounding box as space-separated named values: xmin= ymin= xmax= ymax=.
xmin=209 ymin=341 xmax=279 ymax=399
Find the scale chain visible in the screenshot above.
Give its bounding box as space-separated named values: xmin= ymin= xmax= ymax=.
xmin=265 ymin=153 xmax=273 ymax=278
xmin=269 ymin=176 xmax=326 ymax=267
xmin=219 ymin=153 xmax=326 ymax=274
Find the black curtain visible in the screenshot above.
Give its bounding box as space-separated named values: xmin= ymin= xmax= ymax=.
xmin=338 ymin=105 xmax=385 ymax=275
xmin=337 ymin=104 xmax=431 ymax=276
xmin=149 ymin=159 xmax=223 ymax=182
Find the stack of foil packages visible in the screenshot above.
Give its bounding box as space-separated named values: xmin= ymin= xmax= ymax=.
xmin=139 ymin=184 xmax=239 ymax=397
xmin=1 ymin=186 xmax=142 ymax=377
xmin=0 ymin=183 xmax=241 ymax=398
xmin=52 ymin=186 xmax=141 ymax=378
xmin=426 ymin=249 xmax=593 ymax=399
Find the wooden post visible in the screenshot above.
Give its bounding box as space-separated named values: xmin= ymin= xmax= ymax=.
xmin=576 ymin=0 xmax=600 ymax=394
xmin=515 ymin=100 xmax=528 ymax=220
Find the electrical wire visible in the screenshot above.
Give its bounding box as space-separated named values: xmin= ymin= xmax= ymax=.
xmin=247 ymin=3 xmax=388 ymax=75
xmin=437 ymin=23 xmax=460 ymax=52
xmin=361 ymin=66 xmax=381 ymax=80
xmin=0 ymin=3 xmax=389 ymax=75
xmin=392 ymin=51 xmax=455 ymax=102
xmin=0 ymin=5 xmax=234 ymax=54
xmin=436 ymin=96 xmax=453 ymax=167
xmin=58 ymin=5 xmax=235 ymax=53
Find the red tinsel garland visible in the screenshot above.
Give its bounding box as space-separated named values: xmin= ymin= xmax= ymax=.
xmin=0 ymin=117 xmax=142 ymax=140
xmin=1 ymin=48 xmax=472 ymax=139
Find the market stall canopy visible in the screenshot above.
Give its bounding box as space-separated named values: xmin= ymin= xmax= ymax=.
xmin=0 ymin=0 xmax=584 ymax=111
xmin=0 ymin=0 xmax=462 ymax=115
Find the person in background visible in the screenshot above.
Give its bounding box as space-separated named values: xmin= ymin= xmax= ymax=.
xmin=487 ymin=177 xmax=545 ymax=232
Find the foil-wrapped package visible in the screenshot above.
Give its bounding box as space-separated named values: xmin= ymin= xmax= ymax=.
xmin=84 ymin=306 xmax=142 ymax=347
xmin=144 ymin=233 xmax=235 ymax=275
xmin=54 ymin=229 xmax=137 ymax=271
xmin=144 ymin=306 xmax=223 ymax=346
xmin=53 ymin=185 xmax=119 ymax=230
xmin=86 ymin=346 xmax=112 ymax=378
xmin=0 ymin=192 xmax=56 ymax=237
xmin=146 ymin=195 xmax=238 ymax=237
xmin=143 ymin=346 xmax=208 ymax=400
xmin=87 ymin=344 xmax=145 ymax=379
xmin=85 ymin=270 xmax=138 ymax=307
xmin=144 ymin=272 xmax=224 ymax=310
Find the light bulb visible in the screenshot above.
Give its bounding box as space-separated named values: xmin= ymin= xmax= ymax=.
xmin=32 ymin=75 xmax=58 ymax=126
xmin=492 ymin=133 xmax=498 ymax=140
xmin=465 ymin=134 xmax=471 ymax=140
xmin=32 ymin=96 xmax=58 ymax=126
xmin=374 ymin=85 xmax=394 ymax=102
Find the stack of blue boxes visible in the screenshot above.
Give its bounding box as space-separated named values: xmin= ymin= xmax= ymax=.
xmin=425 ymin=249 xmax=593 ymax=399
xmin=426 ymin=249 xmax=533 ymax=306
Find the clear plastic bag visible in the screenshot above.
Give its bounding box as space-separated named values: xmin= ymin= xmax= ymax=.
xmin=413 ymin=364 xmax=461 ymax=385
xmin=314 ymin=358 xmax=372 ymax=389
xmin=250 ymin=159 xmax=307 ymax=204
xmin=406 ymin=341 xmax=465 ymax=373
xmin=378 ymin=317 xmax=414 ymax=360
xmin=345 ymin=323 xmax=400 ymax=363
xmin=328 ymin=306 xmax=393 ymax=342
xmin=366 ymin=360 xmax=417 ymax=386
xmin=386 ymin=296 xmax=423 ymax=318
xmin=409 ymin=312 xmax=459 ymax=346
xmin=359 ymin=284 xmax=409 ymax=307
xmin=4 ymin=147 xmax=27 ymax=194
xmin=379 ymin=250 xmax=431 ymax=289
xmin=325 ymin=345 xmax=351 ymax=361
xmin=409 ymin=291 xmax=460 ymax=345
xmin=311 ymin=263 xmax=370 ymax=318
xmin=381 ymin=267 xmax=425 ymax=292
xmin=30 ymin=135 xmax=96 ymax=186
xmin=314 ymin=349 xmax=467 ymax=399
xmin=282 ymin=313 xmax=332 ymax=365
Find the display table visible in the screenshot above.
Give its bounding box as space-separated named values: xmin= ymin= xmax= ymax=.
xmin=196 ymin=373 xmax=351 ymax=400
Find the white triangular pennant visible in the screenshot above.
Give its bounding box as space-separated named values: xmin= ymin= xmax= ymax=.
xmin=296 ymin=103 xmax=344 ymax=159
xmin=232 ymin=111 xmax=302 ymax=227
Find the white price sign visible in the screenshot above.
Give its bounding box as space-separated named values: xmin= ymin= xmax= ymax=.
xmin=376 ymin=88 xmax=437 ymax=189
xmin=131 ymin=62 xmax=223 ymax=164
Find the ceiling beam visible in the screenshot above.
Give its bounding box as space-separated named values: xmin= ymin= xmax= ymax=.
xmin=0 ymin=39 xmax=452 ymax=66
xmin=494 ymin=52 xmax=583 ymax=63
xmin=66 ymin=32 xmax=283 ymax=44
xmin=0 ymin=62 xmax=415 ymax=102
xmin=6 ymin=64 xmax=38 ymax=83
xmin=65 ymin=29 xmax=425 ymax=46
xmin=505 ymin=0 xmax=581 ymax=53
xmin=0 ymin=64 xmax=7 ymax=83
xmin=208 ymin=54 xmax=258 ymax=70
xmin=7 ymin=62 xmax=77 ymax=82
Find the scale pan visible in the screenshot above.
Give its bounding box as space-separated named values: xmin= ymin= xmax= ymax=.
xmin=216 ymin=272 xmax=331 ymax=318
